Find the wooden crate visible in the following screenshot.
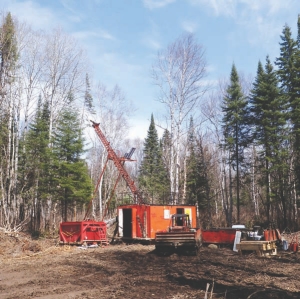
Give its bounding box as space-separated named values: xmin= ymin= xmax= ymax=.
xmin=236 ymin=241 xmax=277 ymax=257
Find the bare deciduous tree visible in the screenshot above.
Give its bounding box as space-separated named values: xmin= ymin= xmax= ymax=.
xmin=20 ymin=28 xmax=46 ymax=137
xmin=89 ymin=83 xmax=135 ymax=219
xmin=152 ymin=33 xmax=207 ymax=203
xmin=41 ymin=27 xmax=86 ymax=139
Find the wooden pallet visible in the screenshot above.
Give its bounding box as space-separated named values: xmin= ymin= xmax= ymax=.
xmin=236 ymin=241 xmax=277 ymax=257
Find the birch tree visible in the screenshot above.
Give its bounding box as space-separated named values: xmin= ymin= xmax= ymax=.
xmin=41 ymin=28 xmax=86 ymax=140
xmin=20 ymin=28 xmax=46 ymax=138
xmin=152 ymin=33 xmax=207 ymax=203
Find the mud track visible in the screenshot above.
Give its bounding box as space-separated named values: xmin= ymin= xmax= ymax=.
xmin=0 ymin=231 xmax=299 ymax=299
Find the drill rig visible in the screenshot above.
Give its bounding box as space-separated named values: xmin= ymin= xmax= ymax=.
xmin=59 ymin=121 xmax=144 ymax=245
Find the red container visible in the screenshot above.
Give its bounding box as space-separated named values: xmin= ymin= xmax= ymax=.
xmin=202 ymin=229 xmax=237 ymax=244
xmin=59 ymin=221 xmax=108 ymax=245
xmin=265 ymin=229 xmax=275 ymax=241
xmin=264 ymin=230 xmax=270 ymax=241
xmin=289 ymin=243 xmax=299 ymax=252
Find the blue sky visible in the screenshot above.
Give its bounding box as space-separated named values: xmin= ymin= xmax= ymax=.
xmin=1 ymin=0 xmax=300 ymax=138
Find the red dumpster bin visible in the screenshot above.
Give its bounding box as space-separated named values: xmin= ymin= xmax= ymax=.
xmin=59 ymin=221 xmax=108 ymax=245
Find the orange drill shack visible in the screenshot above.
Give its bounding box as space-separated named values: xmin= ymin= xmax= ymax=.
xmin=117 ymin=204 xmax=198 ymax=241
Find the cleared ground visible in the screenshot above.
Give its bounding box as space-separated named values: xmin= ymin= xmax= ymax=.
xmin=0 ymin=228 xmax=299 ymax=299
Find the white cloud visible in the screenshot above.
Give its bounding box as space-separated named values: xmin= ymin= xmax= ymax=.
xmin=1 ymin=0 xmax=88 ymax=31
xmin=127 ymin=118 xmax=148 ymax=139
xmin=240 ymin=0 xmax=294 ymax=15
xmin=60 ymin=0 xmax=85 ymax=23
xmin=189 ymin=0 xmax=298 ymax=53
xmin=181 ymin=20 xmax=197 ymax=33
xmin=188 ymin=0 xmax=236 ymax=17
xmin=72 ymin=29 xmax=116 ymax=41
xmin=93 ymin=51 xmax=150 ymax=95
xmin=3 ymin=0 xmax=58 ymax=31
xmin=188 ymin=0 xmax=297 ymax=18
xmin=68 ymin=15 xmax=82 ymax=23
xmin=141 ymin=19 xmax=162 ymax=50
xmin=96 ymin=52 xmax=142 ymax=80
xmin=234 ymin=5 xmax=287 ymax=51
xmin=206 ymin=64 xmax=216 ymax=74
xmin=143 ymin=0 xmax=176 ymax=10
xmin=142 ymin=37 xmax=161 ymax=50
xmin=92 ymin=52 xmax=159 ymax=137
xmin=61 ymin=0 xmax=77 ymax=15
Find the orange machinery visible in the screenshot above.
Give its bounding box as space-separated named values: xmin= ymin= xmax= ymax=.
xmin=117 ymin=204 xmax=198 ymax=241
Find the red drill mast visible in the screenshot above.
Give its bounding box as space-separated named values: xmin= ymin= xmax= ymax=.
xmin=91 ymin=121 xmax=144 ymax=205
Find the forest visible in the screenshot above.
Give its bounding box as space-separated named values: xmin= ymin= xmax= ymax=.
xmin=0 ymin=11 xmax=300 ymax=235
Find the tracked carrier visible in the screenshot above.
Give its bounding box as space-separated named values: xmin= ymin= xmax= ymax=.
xmin=155 ymin=214 xmax=201 ymax=255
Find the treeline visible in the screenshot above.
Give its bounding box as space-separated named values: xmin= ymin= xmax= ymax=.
xmin=139 ymin=17 xmax=300 ymax=231
xmin=216 ymin=17 xmax=300 ymax=231
xmin=0 ymin=12 xmax=96 ymax=233
xmin=0 ymin=12 xmax=137 ymax=233
xmin=1 ymin=11 xmax=300 ymax=234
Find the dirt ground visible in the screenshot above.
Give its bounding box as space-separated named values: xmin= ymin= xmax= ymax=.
xmin=0 ymin=227 xmax=300 ymax=299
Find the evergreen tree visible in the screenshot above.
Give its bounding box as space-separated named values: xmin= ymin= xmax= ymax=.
xmin=249 ymin=57 xmax=287 ymax=224
xmin=186 ymin=117 xmax=198 ymax=203
xmin=138 ymin=114 xmax=169 ymax=202
xmin=157 ymin=138 xmax=170 ymax=200
xmin=221 ymin=64 xmax=248 ymax=223
xmin=195 ymin=137 xmax=212 ymax=226
xmin=52 ymin=107 xmax=93 ymax=221
xmin=186 ymin=117 xmax=211 ymax=225
xmin=0 ymin=12 xmax=18 ymax=96
xmin=276 ymin=25 xmax=298 ymax=98
xmin=20 ymin=96 xmax=52 ymax=230
xmin=276 ymin=24 xmax=300 ymax=194
xmin=161 ymin=129 xmax=172 ymax=175
xmin=0 ymin=13 xmax=19 ymax=227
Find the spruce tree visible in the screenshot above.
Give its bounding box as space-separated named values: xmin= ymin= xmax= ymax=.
xmin=138 ymin=114 xmax=169 ymax=202
xmin=249 ymin=57 xmax=286 ymax=224
xmin=52 ymin=107 xmax=93 ymax=221
xmin=186 ymin=117 xmax=211 ymax=225
xmin=157 ymin=138 xmax=170 ymax=200
xmin=221 ymin=64 xmax=248 ymax=223
xmin=161 ymin=129 xmax=172 ymax=174
xmin=20 ymin=96 xmax=52 ymax=230
xmin=186 ymin=116 xmax=198 ymax=203
xmin=195 ymin=137 xmax=212 ymax=226
xmin=276 ymin=24 xmax=300 ymax=194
